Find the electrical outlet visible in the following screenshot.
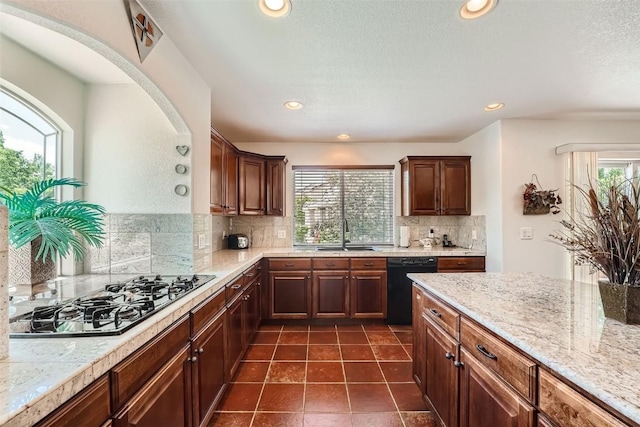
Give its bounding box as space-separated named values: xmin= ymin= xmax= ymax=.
xmin=277 ymin=229 xmax=286 ymax=239
xmin=222 ymin=230 xmax=226 ymax=240
xmin=520 ymin=227 xmax=533 ymax=240
xmin=472 ymin=229 xmax=477 ymax=240
xmin=198 ymin=234 xmax=206 ymax=249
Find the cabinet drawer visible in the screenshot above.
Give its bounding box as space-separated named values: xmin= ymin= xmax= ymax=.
xmin=313 ymin=258 xmax=350 ymax=270
xmin=35 ymin=374 xmax=110 ymax=427
xmin=539 ymin=369 xmax=628 ymax=427
xmin=111 ymin=315 xmax=190 ymax=411
xmin=460 ymin=317 xmax=536 ymax=402
xmin=437 ymin=257 xmax=485 ymax=272
xmin=421 ymin=291 xmax=459 ymax=339
xmin=243 ymin=262 xmax=260 ymax=283
xmin=191 ymin=289 xmax=225 ymax=335
xmin=225 ymin=274 xmax=246 ymax=302
xmin=268 ymin=258 xmax=312 ymax=270
xmin=350 ymin=257 xmax=386 ymax=270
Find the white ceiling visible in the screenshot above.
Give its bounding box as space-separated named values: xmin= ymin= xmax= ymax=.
xmin=3 ymin=1 xmax=640 ymax=143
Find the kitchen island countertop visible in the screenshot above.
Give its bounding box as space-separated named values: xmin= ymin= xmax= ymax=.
xmin=1 ymin=247 xmax=484 ymax=426
xmin=409 ymin=272 xmax=640 ymax=425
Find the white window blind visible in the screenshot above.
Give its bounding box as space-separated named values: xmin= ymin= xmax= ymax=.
xmin=293 ymin=167 xmax=394 ymax=246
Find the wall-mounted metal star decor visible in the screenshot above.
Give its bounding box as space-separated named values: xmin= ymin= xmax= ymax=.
xmin=128 ymin=0 xmax=163 ymax=63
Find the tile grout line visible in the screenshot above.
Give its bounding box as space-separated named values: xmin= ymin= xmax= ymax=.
xmin=249 ymin=325 xmax=283 ymax=427
xmin=335 ymin=325 xmax=355 ymax=426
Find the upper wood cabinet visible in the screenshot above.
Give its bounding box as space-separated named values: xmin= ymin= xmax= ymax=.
xmin=400 ymin=156 xmax=471 ymax=216
xmin=266 ymin=157 xmax=286 ymax=216
xmin=210 ymin=129 xmax=238 ymax=215
xmin=211 ymin=127 xmax=286 ymax=216
xmin=239 ymin=154 xmax=266 ymax=215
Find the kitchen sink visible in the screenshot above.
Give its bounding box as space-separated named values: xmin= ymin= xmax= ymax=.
xmin=315 ymin=246 xmax=348 ymax=251
xmin=345 ymin=246 xmax=378 ymax=251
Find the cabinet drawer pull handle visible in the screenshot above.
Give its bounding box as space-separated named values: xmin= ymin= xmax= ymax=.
xmin=285 ymin=263 xmax=295 ymax=267
xmin=476 ymin=344 xmax=498 ymax=360
xmin=325 ymin=263 xmax=336 ymax=267
xmin=445 ymin=352 xmax=454 ymax=360
xmin=429 ymin=308 xmax=441 ymax=318
xmin=364 ymin=262 xmax=374 ymax=266
xmin=231 ymin=284 xmax=241 ymax=289
xmin=245 ymin=273 xmax=254 ymax=277
xmin=456 ymin=262 xmax=467 ymax=265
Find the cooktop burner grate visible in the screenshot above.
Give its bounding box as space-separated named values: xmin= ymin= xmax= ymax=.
xmin=9 ymin=274 xmax=215 ymax=338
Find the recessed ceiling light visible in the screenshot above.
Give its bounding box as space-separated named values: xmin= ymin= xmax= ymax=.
xmin=484 ymin=103 xmax=504 ymax=111
xmin=284 ymin=100 xmax=303 ymax=110
xmin=460 ymin=0 xmax=496 ymax=19
xmin=337 ymin=134 xmax=351 ymax=140
xmin=259 ymin=0 xmax=291 ymax=17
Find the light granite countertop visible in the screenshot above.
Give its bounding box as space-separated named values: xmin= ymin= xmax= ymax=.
xmin=0 ymin=247 xmax=484 ymax=426
xmin=408 ymin=272 xmax=640 ymax=425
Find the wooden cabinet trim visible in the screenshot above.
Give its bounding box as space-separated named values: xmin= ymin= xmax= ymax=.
xmin=191 ymin=290 xmax=225 ymax=336
xmin=350 ymin=257 xmax=386 ymax=270
xmin=312 ymin=257 xmax=350 ymax=270
xmin=437 ymin=256 xmax=486 ymax=272
xmin=268 ymin=258 xmax=312 ymax=270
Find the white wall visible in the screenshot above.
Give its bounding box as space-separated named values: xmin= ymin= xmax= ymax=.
xmin=84 ymin=84 xmax=191 ymax=213
xmin=500 ymin=119 xmax=640 ymax=279
xmin=459 ymin=121 xmax=503 ymax=272
xmin=235 ymin=141 xmax=467 ymax=217
xmin=0 ymin=34 xmax=84 ymax=196
xmin=1 ymin=0 xmax=211 ymax=213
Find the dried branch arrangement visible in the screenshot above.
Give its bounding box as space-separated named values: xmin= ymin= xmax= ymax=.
xmin=550 ymin=179 xmax=640 ymax=286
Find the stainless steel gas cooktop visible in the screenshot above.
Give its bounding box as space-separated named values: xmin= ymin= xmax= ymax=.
xmin=9 ymin=274 xmax=216 ymax=338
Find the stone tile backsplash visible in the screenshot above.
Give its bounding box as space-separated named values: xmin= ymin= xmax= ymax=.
xmin=83 ymin=213 xmax=486 ymax=275
xmin=85 ymin=214 xmax=194 ymax=275
xmin=396 ymin=215 xmax=486 ymax=250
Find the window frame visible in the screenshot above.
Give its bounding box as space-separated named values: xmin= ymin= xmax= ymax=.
xmin=292 ymin=165 xmax=395 ymax=248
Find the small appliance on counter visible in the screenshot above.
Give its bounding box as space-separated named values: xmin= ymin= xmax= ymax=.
xmin=228 ymin=234 xmax=249 ymax=249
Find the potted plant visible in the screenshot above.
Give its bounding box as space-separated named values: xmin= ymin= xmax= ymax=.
xmin=0 ymin=178 xmax=106 ymax=285
xmin=550 ymin=178 xmax=640 ymax=324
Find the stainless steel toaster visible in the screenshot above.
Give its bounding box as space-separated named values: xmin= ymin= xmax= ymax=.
xmin=228 ymin=234 xmax=249 ymax=249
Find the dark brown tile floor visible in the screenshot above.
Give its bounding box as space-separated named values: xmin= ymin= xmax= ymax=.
xmin=209 ymin=324 xmax=437 ymax=427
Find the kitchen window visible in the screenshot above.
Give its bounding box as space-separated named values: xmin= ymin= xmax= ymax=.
xmin=0 ymin=87 xmax=59 ymax=194
xmin=293 ymin=166 xmax=394 ymax=246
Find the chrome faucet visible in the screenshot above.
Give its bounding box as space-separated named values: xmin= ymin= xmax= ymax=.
xmin=343 ymin=218 xmax=350 ymax=247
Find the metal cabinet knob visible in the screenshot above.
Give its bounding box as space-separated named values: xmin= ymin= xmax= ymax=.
xmin=445 ymin=352 xmax=455 ymax=360
xmin=190 ymin=356 xmax=198 ymax=363
xmin=198 ymin=348 xmax=204 ymax=354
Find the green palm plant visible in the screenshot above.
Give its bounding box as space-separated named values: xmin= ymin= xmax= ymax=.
xmin=0 ymin=178 xmax=106 ymax=262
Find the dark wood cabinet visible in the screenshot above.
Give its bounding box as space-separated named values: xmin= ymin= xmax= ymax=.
xmin=210 ymin=128 xmax=238 ymax=215
xmin=459 ymin=348 xmax=535 ymax=427
xmin=350 ymin=269 xmax=387 ymax=319
xmin=437 ymin=256 xmax=485 ymax=272
xmin=412 ymin=287 xmax=426 ymax=395
xmin=226 ymin=291 xmax=244 ymax=379
xmin=112 ymin=345 xmax=192 ymax=427
xmin=239 ymin=155 xmax=266 ymax=215
xmin=424 ymin=316 xmax=459 ymax=427
xmin=537 ymin=414 xmax=556 ymax=427
xmin=266 ymin=157 xmax=286 ymax=216
xmin=191 ymin=309 xmax=226 ymax=427
xmin=400 ymin=156 xmax=471 ymax=216
xmin=268 ymin=270 xmax=312 ymax=319
xmin=35 ymin=374 xmax=111 ymax=427
xmin=312 ymin=270 xmax=350 ymax=318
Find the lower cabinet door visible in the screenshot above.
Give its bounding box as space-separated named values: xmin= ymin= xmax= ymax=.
xmin=350 ymin=270 xmax=387 ymax=318
xmin=226 ymin=296 xmax=244 ymax=380
xmin=459 ymin=348 xmax=535 ymax=427
xmin=268 ymin=272 xmax=311 ymax=319
xmin=424 ymin=316 xmax=459 ymax=427
xmin=412 ymin=287 xmax=426 ymax=394
xmin=192 ymin=313 xmax=226 ymax=427
xmin=244 ymin=282 xmax=260 ymax=345
xmin=113 ymin=345 xmax=192 ymax=427
xmin=313 ymin=271 xmax=350 ymax=318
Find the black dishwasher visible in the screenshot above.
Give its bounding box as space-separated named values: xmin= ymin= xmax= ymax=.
xmin=386 ymin=257 xmax=438 ymax=325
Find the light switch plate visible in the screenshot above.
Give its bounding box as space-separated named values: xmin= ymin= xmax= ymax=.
xmin=520 ymin=227 xmax=533 ymax=240
xmin=197 ymin=234 xmax=206 ymax=249
xmin=472 ymin=229 xmax=477 ymax=240
xmin=277 ymin=230 xmax=286 ymax=239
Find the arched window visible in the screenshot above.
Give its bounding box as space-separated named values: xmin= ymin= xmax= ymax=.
xmin=0 ymin=87 xmax=59 ymax=194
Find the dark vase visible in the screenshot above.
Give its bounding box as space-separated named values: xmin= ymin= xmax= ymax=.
xmin=598 ymin=279 xmax=640 ymax=325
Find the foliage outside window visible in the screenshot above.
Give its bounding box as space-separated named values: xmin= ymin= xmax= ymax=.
xmin=0 ymin=88 xmax=58 ymax=195
xmin=293 ymin=167 xmax=394 ymax=246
